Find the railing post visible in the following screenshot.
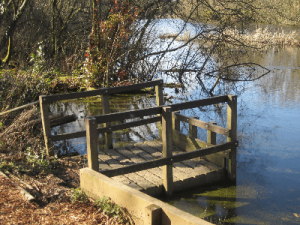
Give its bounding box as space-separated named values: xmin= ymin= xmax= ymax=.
xmin=39 ymin=96 xmax=54 ymax=156
xmin=172 ymin=111 xmax=180 ymax=132
xmin=101 ymin=92 xmax=113 ymax=150
xmin=155 ymin=79 xmax=164 ymax=139
xmin=144 ymin=204 xmax=162 ymax=225
xmin=189 ymin=116 xmax=198 ymax=138
xmin=85 ymin=117 xmax=99 ymax=172
xmin=227 ymin=95 xmax=237 ymax=182
xmin=162 ymin=106 xmax=173 ymax=197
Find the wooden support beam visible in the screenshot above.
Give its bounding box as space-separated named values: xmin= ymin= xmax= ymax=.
xmin=101 ymin=94 xmax=113 ymax=150
xmin=162 ymin=106 xmax=173 ymax=197
xmin=85 ymin=117 xmax=99 ymax=172
xmin=227 ymin=95 xmax=237 ymax=181
xmin=39 ymin=96 xmax=54 ymax=156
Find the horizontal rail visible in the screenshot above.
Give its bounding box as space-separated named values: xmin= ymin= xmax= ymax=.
xmin=50 ymin=130 xmax=86 ymax=142
xmin=170 ymin=95 xmax=228 ymax=111
xmin=96 ymin=116 xmax=161 ymax=134
xmin=50 ymin=116 xmax=162 ymax=142
xmin=172 ymin=113 xmax=230 ymax=136
xmin=101 ymin=141 xmax=238 ymax=177
xmin=41 ymin=79 xmax=163 ymax=103
xmin=94 ymin=106 xmax=162 ymax=124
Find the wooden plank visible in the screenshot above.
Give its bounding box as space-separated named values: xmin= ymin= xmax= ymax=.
xmin=42 ymin=80 xmax=163 ymax=103
xmin=148 ymin=140 xmax=203 ymax=179
xmin=101 ymin=94 xmax=112 ymax=150
xmin=50 ymin=130 xmax=86 ymax=142
xmin=172 ymin=113 xmax=229 ymax=136
xmin=114 ymin=147 xmax=162 ymax=187
xmin=94 ymin=106 xmax=162 ymax=124
xmin=96 ymin=116 xmax=161 ymax=134
xmin=227 ymin=95 xmax=237 ymax=181
xmin=172 ymin=130 xmax=212 ymax=152
xmin=85 ymin=117 xmax=99 ymax=171
xmin=104 ymin=149 xmax=158 ymax=191
xmin=49 ymin=114 xmax=77 ymax=128
xmin=98 ymin=153 xmax=142 ymax=190
xmin=50 ymin=116 xmax=161 ymax=142
xmin=129 ymin=144 xmax=181 ymax=183
xmin=39 ymin=96 xmax=53 ymax=156
xmin=170 ymin=95 xmax=228 ymax=111
xmin=101 ymin=141 xmax=237 ymax=177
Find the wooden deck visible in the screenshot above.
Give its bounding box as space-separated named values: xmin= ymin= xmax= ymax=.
xmin=96 ymin=140 xmax=226 ymax=197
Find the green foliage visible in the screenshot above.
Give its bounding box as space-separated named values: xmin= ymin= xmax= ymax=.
xmin=95 ymin=196 xmax=124 ymax=220
xmin=71 ymin=188 xmax=90 ymax=204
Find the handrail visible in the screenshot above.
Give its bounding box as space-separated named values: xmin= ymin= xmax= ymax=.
xmin=40 ymin=79 xmax=163 ymax=103
xmin=172 ymin=112 xmax=230 ymax=136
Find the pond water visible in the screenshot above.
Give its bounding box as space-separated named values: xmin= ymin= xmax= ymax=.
xmin=49 ymin=20 xmax=300 ymax=224
xmin=166 ymin=47 xmax=300 ymax=225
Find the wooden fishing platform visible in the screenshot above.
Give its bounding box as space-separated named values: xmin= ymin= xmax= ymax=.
xmin=96 ymin=140 xmax=226 ymax=197
xmin=40 ymin=79 xmax=237 ymax=198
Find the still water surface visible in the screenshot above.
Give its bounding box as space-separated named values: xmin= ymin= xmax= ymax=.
xmin=167 ymin=47 xmax=300 ymax=225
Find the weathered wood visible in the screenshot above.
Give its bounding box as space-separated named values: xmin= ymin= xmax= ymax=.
xmin=145 ymin=204 xmax=162 ymax=225
xmin=96 ymin=117 xmax=161 ymax=134
xmin=172 ymin=111 xmax=180 ymax=131
xmin=101 ymin=94 xmax=112 ymax=150
xmin=39 ymin=96 xmax=53 ymax=156
xmin=49 ymin=114 xmax=77 ymax=128
xmin=162 ymin=106 xmax=173 ymax=196
xmin=27 ymin=113 xmax=63 ymax=127
xmin=85 ymin=117 xmax=99 ymax=171
xmin=189 ymin=116 xmax=198 ymax=138
xmin=41 ymin=80 xmax=163 ymax=103
xmin=172 ymin=129 xmax=212 ymax=152
xmin=155 ymin=80 xmax=164 ymax=139
xmin=227 ymin=95 xmax=237 ymax=181
xmin=50 ymin=116 xmax=162 ymax=142
xmin=101 ymin=141 xmax=238 ymax=177
xmin=0 ymin=100 xmax=39 ymax=116
xmin=94 ymin=106 xmax=162 ymax=124
xmin=204 ymin=122 xmax=226 ymax=168
xmin=172 ymin=113 xmax=229 ymax=136
xmin=171 ymin=95 xmax=228 ymax=111
xmin=50 ymin=130 xmax=86 ymax=142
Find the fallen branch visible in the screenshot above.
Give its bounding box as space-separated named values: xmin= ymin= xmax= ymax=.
xmin=0 ymin=100 xmax=39 ymax=116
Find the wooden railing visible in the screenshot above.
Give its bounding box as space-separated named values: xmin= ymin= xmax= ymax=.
xmin=84 ymin=94 xmax=238 ymax=196
xmin=39 ymin=79 xmax=164 ymax=156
